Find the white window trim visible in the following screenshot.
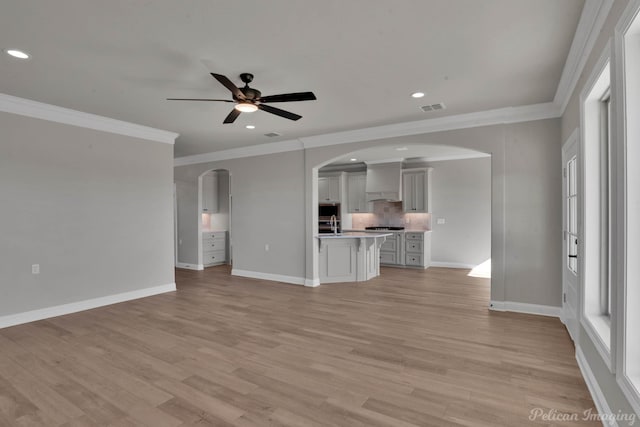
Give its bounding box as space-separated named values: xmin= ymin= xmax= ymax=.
xmin=579 ymin=41 xmax=614 ymax=373
xmin=614 ymin=0 xmax=640 ymax=416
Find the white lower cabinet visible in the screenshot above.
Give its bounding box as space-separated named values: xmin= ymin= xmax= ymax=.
xmin=380 ymin=233 xmax=402 ymax=266
xmin=404 ymin=232 xmax=431 ymax=268
xmin=374 ymin=231 xmax=431 ymax=269
xmin=202 ymin=231 xmax=227 ymax=267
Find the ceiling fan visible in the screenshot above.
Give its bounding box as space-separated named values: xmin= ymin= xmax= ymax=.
xmin=167 ymin=73 xmax=317 ymax=124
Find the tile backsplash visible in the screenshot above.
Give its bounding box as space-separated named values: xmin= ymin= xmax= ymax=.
xmin=351 ymin=201 xmax=431 ymax=230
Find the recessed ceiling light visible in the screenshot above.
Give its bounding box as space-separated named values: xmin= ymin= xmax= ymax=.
xmin=6 ymin=49 xmax=30 ymax=59
xmin=396 ymin=147 xmax=409 ymax=151
xmin=350 ymin=158 xmax=358 ymax=162
xmin=411 ymin=92 xmax=425 ymax=98
xmin=245 ymin=125 xmax=255 ymax=129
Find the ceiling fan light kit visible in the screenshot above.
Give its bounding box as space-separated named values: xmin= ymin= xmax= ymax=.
xmin=168 ymin=72 xmax=316 ymax=124
xmin=235 ymin=103 xmax=258 ymax=113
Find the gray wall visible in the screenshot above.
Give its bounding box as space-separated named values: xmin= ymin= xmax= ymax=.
xmin=175 ymin=178 xmax=198 ymax=267
xmin=176 ymin=119 xmax=562 ymax=307
xmin=0 ymin=111 xmax=175 ymax=316
xmin=175 ymin=150 xmax=306 ymax=279
xmin=303 ymin=119 xmax=561 ymax=307
xmin=426 ymin=157 xmax=491 ymax=267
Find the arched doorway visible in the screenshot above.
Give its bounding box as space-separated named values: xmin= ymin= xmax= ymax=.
xmin=198 ymin=168 xmax=232 ymax=270
xmin=304 ymin=139 xmax=498 ymax=304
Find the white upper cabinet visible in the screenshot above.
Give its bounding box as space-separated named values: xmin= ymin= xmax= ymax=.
xmin=347 ymin=172 xmax=370 ymax=213
xmin=318 ymin=174 xmax=341 ymax=203
xmin=202 ymin=171 xmax=218 ymax=213
xmin=402 ymin=168 xmax=432 ymax=213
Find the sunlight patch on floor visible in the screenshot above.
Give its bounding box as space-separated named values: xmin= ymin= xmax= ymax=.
xmin=468 ymin=258 xmax=491 ymax=278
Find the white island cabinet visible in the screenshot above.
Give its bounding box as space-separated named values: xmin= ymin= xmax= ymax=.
xmin=316 ymin=232 xmax=391 ymax=284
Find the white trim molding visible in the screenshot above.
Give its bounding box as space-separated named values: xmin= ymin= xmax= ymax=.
xmin=175 ymin=262 xmax=205 ymax=271
xmin=174 ymin=103 xmax=560 ymax=166
xmin=174 ymin=138 xmax=304 ymax=166
xmin=554 ymin=0 xmax=615 ymax=113
xmin=305 ymin=278 xmax=321 ymax=287
xmin=404 ymin=152 xmax=491 ymax=164
xmin=231 ymin=269 xmax=306 ymax=286
xmin=0 ymin=283 xmax=177 ymax=329
xmin=430 ymin=261 xmax=476 ymax=269
xmin=300 ymin=103 xmax=560 ymax=149
xmin=489 ymin=301 xmax=562 ymax=318
xmin=618 ymin=374 xmax=640 ymax=419
xmin=0 ymin=93 xmax=179 ymax=144
xmin=576 ymin=346 xmax=619 ymax=427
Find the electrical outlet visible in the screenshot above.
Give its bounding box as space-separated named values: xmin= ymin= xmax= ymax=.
xmin=437 ymin=218 xmax=446 ymax=225
xmin=265 ymin=244 xmax=269 ymax=252
xmin=32 ymin=264 xmax=40 ymax=274
xmin=179 ymin=239 xmax=183 ymax=245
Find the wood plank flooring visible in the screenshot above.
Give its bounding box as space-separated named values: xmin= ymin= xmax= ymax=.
xmin=0 ymin=266 xmax=598 ymax=426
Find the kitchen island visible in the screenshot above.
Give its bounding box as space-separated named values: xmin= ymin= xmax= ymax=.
xmin=345 ymin=229 xmax=432 ymax=269
xmin=316 ymin=232 xmax=391 ymax=284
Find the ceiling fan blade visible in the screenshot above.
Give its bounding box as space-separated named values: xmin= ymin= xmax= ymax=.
xmin=258 ymin=104 xmax=302 ymax=121
xmin=223 ymin=108 xmax=241 ymax=124
xmin=211 ymin=73 xmax=245 ymax=100
xmin=259 ymin=92 xmax=317 ymax=103
xmin=166 ymin=98 xmax=234 ymax=102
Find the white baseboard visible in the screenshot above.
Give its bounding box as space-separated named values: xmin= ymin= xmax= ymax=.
xmin=305 ymin=278 xmax=321 ymax=287
xmin=576 ymin=346 xmax=618 ymax=427
xmin=489 ymin=300 xmax=561 ymax=317
xmin=0 ymin=283 xmax=176 ymax=329
xmin=231 ymin=269 xmax=306 ymax=286
xmin=430 ymin=261 xmax=476 ymax=269
xmin=175 ymin=262 xmax=204 ymax=271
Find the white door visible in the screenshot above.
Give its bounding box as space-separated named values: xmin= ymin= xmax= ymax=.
xmin=562 ymin=133 xmax=579 ymax=342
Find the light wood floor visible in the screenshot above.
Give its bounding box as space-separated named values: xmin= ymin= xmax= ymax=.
xmin=0 ymin=266 xmax=598 ymax=426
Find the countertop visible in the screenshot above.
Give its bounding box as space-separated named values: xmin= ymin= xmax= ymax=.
xmin=344 ymin=229 xmax=431 ymax=233
xmin=315 ymin=232 xmax=393 ymax=239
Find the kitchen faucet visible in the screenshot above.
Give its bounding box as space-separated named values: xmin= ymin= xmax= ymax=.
xmin=330 ymin=215 xmax=338 ymax=235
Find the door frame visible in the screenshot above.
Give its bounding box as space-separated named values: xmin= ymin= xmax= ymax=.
xmin=562 ymin=128 xmax=580 ymax=343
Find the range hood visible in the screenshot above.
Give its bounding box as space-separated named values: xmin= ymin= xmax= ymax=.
xmin=365 ymin=162 xmax=402 ymax=202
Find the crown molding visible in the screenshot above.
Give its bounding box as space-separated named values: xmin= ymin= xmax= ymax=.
xmin=0 ymin=93 xmax=179 ymax=144
xmin=404 ymin=152 xmax=491 ymax=164
xmin=174 ymin=138 xmax=304 ymax=167
xmin=174 ymin=102 xmax=560 ymax=166
xmin=554 ymin=0 xmax=614 ymax=114
xmin=364 ymin=158 xmax=404 ymax=165
xmin=299 ymin=102 xmax=560 ymax=150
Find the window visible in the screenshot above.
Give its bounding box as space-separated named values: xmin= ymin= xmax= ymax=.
xmin=617 ymin=0 xmax=640 ymax=413
xmin=580 ymin=51 xmax=612 ymax=368
xmin=566 ymin=155 xmax=578 ymax=275
xmin=600 ymin=89 xmax=612 ymax=318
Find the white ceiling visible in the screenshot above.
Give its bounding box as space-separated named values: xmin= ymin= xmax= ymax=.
xmin=0 ymin=0 xmax=584 ymax=157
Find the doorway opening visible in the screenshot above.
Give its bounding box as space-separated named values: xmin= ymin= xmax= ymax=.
xmin=198 ymin=169 xmax=232 ymax=270
xmin=311 ymin=143 xmax=492 ymax=291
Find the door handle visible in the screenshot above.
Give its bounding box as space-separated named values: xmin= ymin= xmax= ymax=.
xmin=568 ymin=254 xmax=577 ymax=258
